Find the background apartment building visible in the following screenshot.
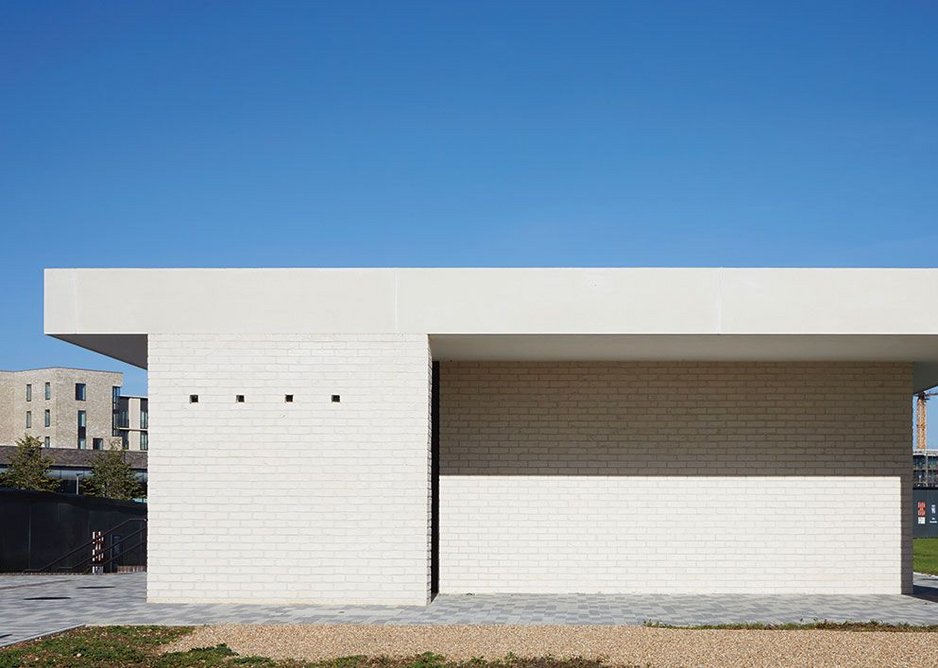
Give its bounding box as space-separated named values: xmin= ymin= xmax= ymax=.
xmin=0 ymin=368 xmax=147 ymax=451
xmin=115 ymin=395 xmax=148 ymax=450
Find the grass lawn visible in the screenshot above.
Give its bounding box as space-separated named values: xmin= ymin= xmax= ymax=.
xmin=0 ymin=627 xmax=606 ymax=668
xmin=914 ymin=538 xmax=938 ymax=575
xmin=6 ymin=623 xmax=938 ymax=668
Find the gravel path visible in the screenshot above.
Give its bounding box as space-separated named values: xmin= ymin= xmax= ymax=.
xmin=164 ymin=624 xmax=938 ymax=667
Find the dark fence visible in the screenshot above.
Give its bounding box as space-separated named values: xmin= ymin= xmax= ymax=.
xmin=915 ymin=488 xmax=938 ymax=538
xmin=0 ymin=488 xmax=146 ymax=572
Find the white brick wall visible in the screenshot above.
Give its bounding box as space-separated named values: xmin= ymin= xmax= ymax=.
xmin=440 ymin=362 xmax=911 ymax=595
xmin=147 ymin=334 xmax=431 ymax=605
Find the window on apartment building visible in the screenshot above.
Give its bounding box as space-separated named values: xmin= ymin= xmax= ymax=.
xmin=75 ymin=383 xmax=86 ymax=401
xmin=26 ymin=411 xmax=31 ymax=428
xmin=112 ymin=391 xmax=121 ymax=435
xmin=140 ymin=404 xmax=148 ymax=429
xmin=77 ymin=408 xmax=86 ymax=450
xmin=44 ymin=436 xmax=50 ymax=448
xmin=92 ymin=438 xmax=104 ymax=450
xmin=111 ymin=386 xmax=121 ymax=433
xmin=140 ymin=432 xmax=148 ymax=451
xmin=44 ymin=409 xmax=51 ymax=427
xmin=44 ymin=382 xmax=51 ymax=400
xmin=25 ymin=384 xmax=31 ymax=401
xmin=121 ymin=432 xmax=130 ymax=450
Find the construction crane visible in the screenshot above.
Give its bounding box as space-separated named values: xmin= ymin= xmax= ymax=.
xmin=917 ymin=390 xmax=938 ymax=451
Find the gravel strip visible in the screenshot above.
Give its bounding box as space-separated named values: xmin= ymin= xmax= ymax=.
xmin=164 ymin=624 xmax=938 ymax=667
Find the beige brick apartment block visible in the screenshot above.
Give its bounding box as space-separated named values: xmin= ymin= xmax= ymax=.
xmin=0 ymin=368 xmax=123 ymax=450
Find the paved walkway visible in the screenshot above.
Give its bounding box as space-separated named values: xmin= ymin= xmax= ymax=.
xmin=4 ymin=573 xmax=938 ymax=647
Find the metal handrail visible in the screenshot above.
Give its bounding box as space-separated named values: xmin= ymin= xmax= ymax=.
xmin=28 ymin=517 xmax=147 ymax=573
xmin=53 ymin=526 xmax=148 ymax=574
xmin=96 ymin=536 xmax=147 ymax=571
xmin=49 ymin=526 xmax=146 ymax=573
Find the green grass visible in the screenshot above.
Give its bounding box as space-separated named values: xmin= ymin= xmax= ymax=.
xmin=914 ymin=537 xmax=938 ymax=575
xmin=0 ymin=627 xmax=611 ymax=668
xmin=7 ymin=619 xmax=938 ymax=668
xmin=0 ymin=627 xmax=191 ymax=668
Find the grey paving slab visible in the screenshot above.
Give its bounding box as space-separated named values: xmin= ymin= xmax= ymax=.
xmin=4 ymin=573 xmax=938 ymax=647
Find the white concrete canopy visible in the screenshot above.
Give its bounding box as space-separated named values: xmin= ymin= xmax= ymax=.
xmin=44 ymin=267 xmax=938 ymax=391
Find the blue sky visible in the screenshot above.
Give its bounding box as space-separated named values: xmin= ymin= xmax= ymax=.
xmin=1 ymin=1 xmax=936 ymax=430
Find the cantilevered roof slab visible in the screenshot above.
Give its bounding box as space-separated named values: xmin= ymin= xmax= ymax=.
xmin=44 ymin=268 xmax=938 ymax=390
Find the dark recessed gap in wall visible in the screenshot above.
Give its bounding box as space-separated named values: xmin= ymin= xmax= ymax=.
xmin=23 ymin=596 xmax=70 ymax=601
xmin=189 ymin=395 xmax=199 ymax=403
xmin=235 ymin=395 xmax=245 ymax=403
xmin=430 ymin=361 xmax=440 ymax=598
xmin=284 ymin=394 xmax=294 ymax=403
xmin=331 ymin=395 xmax=341 ymax=403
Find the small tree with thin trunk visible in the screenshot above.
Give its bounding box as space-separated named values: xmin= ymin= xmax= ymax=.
xmin=84 ymin=447 xmax=144 ymax=501
xmin=0 ymin=435 xmax=59 ymax=492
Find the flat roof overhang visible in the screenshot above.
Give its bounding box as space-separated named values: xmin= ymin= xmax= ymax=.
xmin=45 ymin=268 xmax=938 ymax=391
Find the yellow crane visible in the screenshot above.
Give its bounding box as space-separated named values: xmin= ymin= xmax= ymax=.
xmin=917 ymin=390 xmax=938 ymax=451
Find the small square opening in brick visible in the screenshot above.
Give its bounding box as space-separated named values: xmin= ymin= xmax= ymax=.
xmin=331 ymin=394 xmax=341 ymax=403
xmin=235 ymin=395 xmax=245 ymax=403
xmin=189 ymin=394 xmax=199 ymax=403
xmin=284 ymin=394 xmax=294 ymax=403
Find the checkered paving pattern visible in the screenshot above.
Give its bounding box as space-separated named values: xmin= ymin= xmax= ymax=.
xmin=4 ymin=573 xmax=938 ymax=647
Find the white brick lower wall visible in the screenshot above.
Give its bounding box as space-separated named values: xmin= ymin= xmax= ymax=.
xmin=442 ymin=476 xmax=902 ymax=594
xmin=147 ymin=334 xmax=431 ymax=605
xmin=440 ymin=362 xmax=911 ymax=595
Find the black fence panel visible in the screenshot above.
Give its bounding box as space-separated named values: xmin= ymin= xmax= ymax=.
xmin=0 ymin=489 xmax=146 ymax=572
xmin=914 ymin=489 xmax=938 ymax=538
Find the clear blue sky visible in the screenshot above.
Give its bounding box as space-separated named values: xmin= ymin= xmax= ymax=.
xmin=1 ymin=1 xmax=936 ymax=430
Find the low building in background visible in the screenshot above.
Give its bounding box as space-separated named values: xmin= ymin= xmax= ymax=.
xmin=914 ymin=449 xmax=938 ymax=488
xmin=0 ymin=368 xmax=147 ymax=451
xmin=0 ymin=444 xmax=147 ymax=495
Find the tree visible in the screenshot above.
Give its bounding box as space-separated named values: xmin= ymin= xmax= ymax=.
xmin=84 ymin=447 xmax=144 ymax=501
xmin=0 ymin=435 xmax=59 ymax=492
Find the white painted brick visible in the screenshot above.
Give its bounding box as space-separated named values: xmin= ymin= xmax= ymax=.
xmin=147 ymin=333 xmax=431 ymax=605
